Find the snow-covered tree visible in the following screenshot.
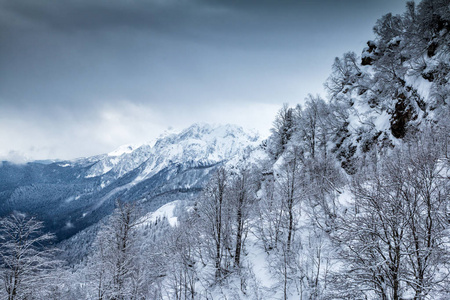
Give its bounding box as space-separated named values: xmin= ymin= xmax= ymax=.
xmin=90 ymin=200 xmax=141 ymax=300
xmin=198 ymin=167 xmax=232 ymax=279
xmin=228 ymin=167 xmax=257 ymax=269
xmin=0 ymin=212 xmax=59 ymax=300
xmin=269 ymin=103 xmax=296 ymax=159
xmin=163 ymin=213 xmax=199 ymax=300
xmin=332 ymin=128 xmax=450 ymax=299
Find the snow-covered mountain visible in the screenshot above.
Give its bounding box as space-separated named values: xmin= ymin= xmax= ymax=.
xmin=0 ymin=123 xmax=261 ymax=240
xmin=84 ymin=123 xmax=259 ymax=181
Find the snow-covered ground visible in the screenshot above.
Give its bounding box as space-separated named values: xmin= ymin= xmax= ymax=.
xmin=139 ymin=200 xmax=180 ymax=227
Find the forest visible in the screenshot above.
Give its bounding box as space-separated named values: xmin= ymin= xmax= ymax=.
xmin=1 ymin=0 xmax=449 ymax=299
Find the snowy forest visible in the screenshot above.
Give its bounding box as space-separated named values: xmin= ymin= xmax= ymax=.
xmin=1 ymin=0 xmax=450 ymax=299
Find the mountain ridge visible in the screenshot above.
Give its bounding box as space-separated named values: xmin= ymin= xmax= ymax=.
xmin=0 ymin=123 xmax=261 ymax=241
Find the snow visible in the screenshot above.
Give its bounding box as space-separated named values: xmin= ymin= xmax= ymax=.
xmin=85 ymin=144 xmax=153 ymax=179
xmin=405 ymin=72 xmax=433 ymax=101
xmin=92 ymin=181 xmax=137 ymax=211
xmin=132 ymin=159 xmax=157 ymax=184
xmin=87 ymin=123 xmax=261 ymax=185
xmin=65 ymin=221 xmax=74 ymax=229
xmin=437 ymin=158 xmax=450 ymax=179
xmin=140 ymin=200 xmax=180 ymax=227
xmin=107 ymin=144 xmax=139 ymax=157
xmin=374 ymin=110 xmax=391 ymax=131
xmin=387 ymin=36 xmax=401 ymax=47
xmin=337 ymin=187 xmax=354 ymax=208
xmin=64 ymin=196 xmax=75 ymax=203
xmin=246 ymin=239 xmax=276 ymax=288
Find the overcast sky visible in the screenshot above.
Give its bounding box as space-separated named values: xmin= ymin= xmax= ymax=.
xmin=0 ymin=0 xmax=409 ymax=162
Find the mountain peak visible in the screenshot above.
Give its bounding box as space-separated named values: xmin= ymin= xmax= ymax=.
xmin=156 ymin=123 xmax=259 ymax=147
xmin=107 ymin=144 xmax=139 ymax=157
xmin=85 ymin=123 xmax=261 ymax=179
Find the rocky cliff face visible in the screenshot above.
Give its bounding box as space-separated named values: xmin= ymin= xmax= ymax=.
xmin=326 ymin=1 xmax=450 ymax=173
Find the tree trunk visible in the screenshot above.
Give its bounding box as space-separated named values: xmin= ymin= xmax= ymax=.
xmin=234 ymin=187 xmax=245 ymax=267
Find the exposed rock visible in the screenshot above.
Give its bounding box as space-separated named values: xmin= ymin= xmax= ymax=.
xmin=390 ymin=94 xmax=417 ymax=139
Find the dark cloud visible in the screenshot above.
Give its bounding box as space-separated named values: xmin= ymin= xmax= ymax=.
xmin=0 ymin=0 xmax=409 ymax=160
xmin=1 ymin=0 xmax=188 ymax=31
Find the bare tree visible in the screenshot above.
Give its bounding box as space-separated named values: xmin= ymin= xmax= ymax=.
xmin=0 ymin=212 xmax=58 ymax=300
xmin=198 ymin=167 xmax=232 ymax=280
xmin=92 ymin=200 xmax=141 ymax=300
xmin=277 ymin=146 xmax=304 ymax=252
xmin=332 ymin=128 xmax=450 ymax=299
xmin=266 ymin=146 xmax=307 ymax=300
xmin=400 ymin=130 xmax=449 ymax=299
xmin=229 ymin=167 xmax=256 ymax=268
xmin=163 ymin=211 xmax=200 ymax=300
xmin=254 ymin=168 xmax=283 ymax=252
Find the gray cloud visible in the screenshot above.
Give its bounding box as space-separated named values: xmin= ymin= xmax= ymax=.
xmin=1 ymin=0 xmax=190 ymax=31
xmin=0 ymin=0 xmax=409 ymax=160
